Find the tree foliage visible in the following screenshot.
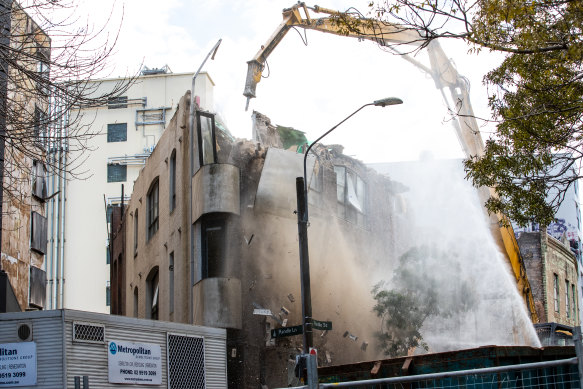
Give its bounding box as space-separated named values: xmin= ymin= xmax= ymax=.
xmin=372 ymin=245 xmax=476 ymax=357
xmin=0 ymin=0 xmax=132 ymax=210
xmin=361 ymin=0 xmax=583 ymax=226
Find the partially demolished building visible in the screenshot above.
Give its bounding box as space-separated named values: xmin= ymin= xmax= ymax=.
xmin=110 ymin=92 xmax=409 ymax=387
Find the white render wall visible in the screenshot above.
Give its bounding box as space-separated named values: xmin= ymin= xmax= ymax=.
xmin=53 ymin=72 xmax=214 ymax=313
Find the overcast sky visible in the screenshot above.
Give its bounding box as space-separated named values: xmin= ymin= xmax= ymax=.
xmin=75 ymin=0 xmax=504 ymax=164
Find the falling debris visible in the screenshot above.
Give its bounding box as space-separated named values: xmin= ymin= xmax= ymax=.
xmin=349 ymin=334 xmax=358 ymax=342
xmin=231 ymin=348 xmax=237 ymax=358
xmin=280 ymin=306 xmax=290 ymax=315
xmin=249 ymin=280 xmax=256 ymax=290
xmin=244 ymin=234 xmax=254 ymax=245
xmin=325 ymin=351 xmax=332 ymax=364
xmin=361 ymin=341 xmax=369 ymax=351
xmin=287 ymin=293 xmax=295 ymax=303
xmin=320 ymin=331 xmax=328 ymax=338
xmin=282 ymin=319 xmax=288 ymax=327
xmin=343 ymin=331 xmax=349 ymax=338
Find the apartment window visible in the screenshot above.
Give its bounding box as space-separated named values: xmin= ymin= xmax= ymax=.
xmin=31 ymin=211 xmax=48 ymax=255
xmin=107 ymin=123 xmax=127 ymax=142
xmin=196 ymin=111 xmax=217 ymax=166
xmin=554 ymin=274 xmax=559 ymax=313
xmin=107 ymin=164 xmax=126 ymax=183
xmin=106 ymin=281 xmax=111 ymax=307
xmin=108 ymin=96 xmax=128 ymax=109
xmin=34 ymin=105 xmax=48 ymax=144
xmin=566 ymin=280 xmax=570 ymax=318
xmin=169 ymin=149 xmax=176 ymax=212
xmin=146 ymin=267 xmax=159 ymax=320
xmin=334 ymin=166 xmax=366 ymax=226
xmin=133 ymin=209 xmax=139 ymax=257
xmin=32 ymin=160 xmax=47 ymax=200
xmin=29 ymin=266 xmax=46 ymax=309
xmin=572 ymin=284 xmax=577 ymax=320
xmin=201 ymin=217 xmax=226 ymax=279
xmin=147 ymin=178 xmax=159 ymax=240
xmin=169 ymin=252 xmax=174 ymax=315
xmin=36 ymin=46 xmax=50 ymax=96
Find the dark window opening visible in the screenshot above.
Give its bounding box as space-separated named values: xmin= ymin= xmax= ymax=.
xmin=201 ymin=217 xmax=226 ymax=279
xmin=133 ymin=209 xmax=139 ymax=257
xmin=31 ymin=211 xmax=48 ymax=254
xmin=34 ymin=105 xmax=48 ymax=146
xmin=196 ymin=112 xmax=217 ymax=166
xmin=146 ymin=267 xmax=159 ymax=320
xmin=108 ymin=96 xmax=128 ymax=109
xmin=169 ymin=252 xmax=174 ymax=315
xmin=107 ymin=164 xmax=127 ymax=183
xmin=169 ymin=149 xmax=176 ymax=212
xmin=147 ymin=178 xmax=159 ymax=240
xmin=133 ymin=287 xmax=139 ymax=318
xmin=107 ymin=123 xmax=127 ymax=142
xmin=106 ymin=281 xmax=111 ymax=307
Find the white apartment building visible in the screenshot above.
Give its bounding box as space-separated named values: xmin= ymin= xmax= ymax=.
xmin=45 ymin=69 xmax=214 ymax=313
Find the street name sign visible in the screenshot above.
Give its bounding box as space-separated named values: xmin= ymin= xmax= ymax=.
xmin=312 ymin=320 xmax=332 ymax=331
xmin=271 ymin=325 xmax=303 ymax=339
xmin=253 ymin=309 xmax=272 ymax=316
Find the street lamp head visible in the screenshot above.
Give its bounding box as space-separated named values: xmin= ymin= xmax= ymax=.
xmin=373 ymin=97 xmax=403 ymax=107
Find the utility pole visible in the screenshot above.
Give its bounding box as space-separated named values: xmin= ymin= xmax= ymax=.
xmin=296 ymin=176 xmax=313 ymax=353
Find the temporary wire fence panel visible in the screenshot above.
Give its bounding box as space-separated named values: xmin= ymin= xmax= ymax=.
xmin=167 ymin=334 xmax=206 ymax=389
xmin=312 ymin=357 xmax=581 ymax=389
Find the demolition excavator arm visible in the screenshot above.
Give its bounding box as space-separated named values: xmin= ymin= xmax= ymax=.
xmin=243 ymin=3 xmax=539 ymax=324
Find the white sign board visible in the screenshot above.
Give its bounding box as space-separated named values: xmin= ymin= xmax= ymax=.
xmin=108 ymin=340 xmax=162 ymax=385
xmin=0 ymin=342 xmax=36 ymax=387
xmin=253 ymin=309 xmax=272 ymax=316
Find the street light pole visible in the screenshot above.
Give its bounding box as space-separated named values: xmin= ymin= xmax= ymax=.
xmin=295 ymin=97 xmax=403 ymax=355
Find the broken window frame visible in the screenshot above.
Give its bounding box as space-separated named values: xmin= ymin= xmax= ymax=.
xmin=31 ymin=159 xmax=47 ymax=200
xmin=196 ymin=111 xmax=218 ymax=166
xmin=201 ymin=216 xmax=226 ymax=279
xmin=334 ymin=165 xmax=367 ymax=226
xmin=147 ymin=178 xmax=159 ymax=241
xmin=107 ymin=123 xmax=128 ymax=142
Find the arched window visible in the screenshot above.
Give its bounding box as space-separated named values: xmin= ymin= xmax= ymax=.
xmin=169 ymin=149 xmax=177 ymax=212
xmin=146 ymin=267 xmax=159 ymax=320
xmin=147 ymin=178 xmax=159 ymax=240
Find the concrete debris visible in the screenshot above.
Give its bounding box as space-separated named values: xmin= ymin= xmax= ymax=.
xmin=280 ymin=306 xmax=290 ymax=315
xmin=287 ymin=293 xmax=295 ymax=303
xmin=361 ymin=341 xmax=369 ymax=351
xmin=320 ymin=331 xmax=327 ymax=338
xmin=282 ymin=318 xmax=288 ymax=327
xmin=249 ymin=280 xmax=256 ymax=290
xmin=349 ymin=334 xmax=358 ymax=342
xmin=343 ymin=331 xmax=349 ymax=338
xmin=244 ymin=234 xmax=254 ymax=245
xmin=252 ymin=111 xmax=283 ymax=148
xmin=325 ymin=351 xmax=332 ymax=364
xmin=231 ymin=348 xmax=237 ymax=358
